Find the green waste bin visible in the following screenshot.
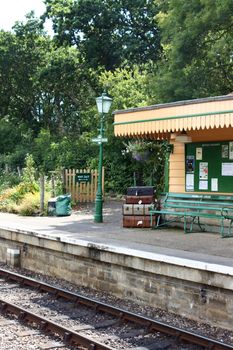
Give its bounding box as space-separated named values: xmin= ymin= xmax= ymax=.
xmin=48 ymin=194 xmax=71 ymax=216
xmin=55 ymin=194 xmax=71 ymax=216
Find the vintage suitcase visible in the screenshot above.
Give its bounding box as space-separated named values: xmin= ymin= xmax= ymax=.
xmin=123 ymin=215 xmax=156 ymax=228
xmin=122 ymin=215 xmax=135 ymax=228
xmin=122 ymin=204 xmax=133 ymax=215
xmin=134 ymin=215 xmax=157 ymax=228
xmin=133 ymin=204 xmax=144 ymax=215
xmin=126 ymin=195 xmax=155 ymax=205
xmin=127 ymin=186 xmax=155 ymax=196
xmin=144 ymin=204 xmax=155 ymax=216
xmin=123 ymin=204 xmax=144 ymax=215
xmin=123 ymin=204 xmax=156 ymax=215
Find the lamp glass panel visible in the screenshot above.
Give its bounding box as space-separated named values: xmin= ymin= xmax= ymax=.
xmin=96 ymin=94 xmax=112 ymax=114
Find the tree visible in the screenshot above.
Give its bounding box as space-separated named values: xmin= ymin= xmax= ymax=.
xmin=99 ymin=65 xmax=151 ymax=110
xmin=0 ymin=15 xmax=51 ymax=131
xmin=98 ymin=65 xmax=155 ymax=193
xmin=44 ymin=0 xmax=162 ymax=70
xmin=0 ymin=14 xmax=99 ymax=170
xmin=153 ymin=0 xmax=233 ymax=102
xmin=36 ymin=46 xmax=98 ymax=137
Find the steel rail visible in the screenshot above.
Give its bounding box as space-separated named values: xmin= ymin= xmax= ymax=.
xmin=0 ymin=268 xmax=232 ymax=350
xmin=0 ymin=299 xmax=115 ymax=350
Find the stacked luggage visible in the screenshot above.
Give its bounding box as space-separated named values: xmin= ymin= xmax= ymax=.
xmin=123 ymin=186 xmax=156 ymax=228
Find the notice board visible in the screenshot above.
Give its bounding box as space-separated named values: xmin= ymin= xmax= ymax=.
xmin=185 ymin=141 xmax=233 ymax=193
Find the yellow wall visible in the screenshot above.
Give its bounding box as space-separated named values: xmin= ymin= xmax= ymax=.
xmin=169 ymin=139 xmax=185 ymax=193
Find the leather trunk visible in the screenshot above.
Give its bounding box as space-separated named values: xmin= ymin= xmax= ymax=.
xmin=123 ymin=215 xmax=156 ymax=228
xmin=125 ymin=195 xmax=155 ymax=205
xmin=127 ymin=186 xmax=155 ymax=196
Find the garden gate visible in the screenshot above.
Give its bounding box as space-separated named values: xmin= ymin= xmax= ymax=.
xmin=64 ymin=168 xmax=104 ymax=203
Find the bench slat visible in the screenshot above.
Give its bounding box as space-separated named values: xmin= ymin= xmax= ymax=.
xmin=166 ymin=192 xmax=233 ymax=201
xmin=150 ymin=210 xmax=224 ymax=219
xmin=164 ymin=204 xmax=226 ymax=212
xmin=151 ymin=192 xmax=233 ymax=237
xmin=165 ymin=199 xmax=233 ymax=207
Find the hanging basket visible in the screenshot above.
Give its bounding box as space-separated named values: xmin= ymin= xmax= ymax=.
xmin=132 ymin=150 xmax=150 ymax=162
xmin=125 ymin=140 xmax=152 ymax=162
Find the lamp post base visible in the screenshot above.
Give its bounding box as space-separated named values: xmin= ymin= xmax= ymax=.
xmin=94 ymin=196 xmax=103 ymax=223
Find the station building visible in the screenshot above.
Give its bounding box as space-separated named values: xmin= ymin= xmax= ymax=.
xmin=113 ymin=94 xmax=233 ymax=196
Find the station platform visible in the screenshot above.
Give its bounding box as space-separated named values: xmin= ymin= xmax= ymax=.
xmin=0 ymin=200 xmax=233 ymax=270
xmin=0 ymin=200 xmax=233 ymax=328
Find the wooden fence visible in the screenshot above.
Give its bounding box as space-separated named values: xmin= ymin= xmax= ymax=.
xmin=64 ymin=168 xmax=104 ymax=203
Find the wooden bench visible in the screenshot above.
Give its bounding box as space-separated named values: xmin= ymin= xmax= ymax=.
xmin=149 ymin=193 xmax=233 ymax=238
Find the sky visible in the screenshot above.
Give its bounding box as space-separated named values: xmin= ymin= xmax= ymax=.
xmin=0 ymin=0 xmax=51 ymax=32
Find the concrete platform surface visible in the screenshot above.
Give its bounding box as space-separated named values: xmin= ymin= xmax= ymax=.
xmin=0 ymin=200 xmax=233 ymax=268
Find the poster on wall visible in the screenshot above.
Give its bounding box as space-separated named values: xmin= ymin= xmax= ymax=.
xmin=196 ymin=147 xmax=202 ymax=160
xmin=222 ymin=163 xmax=233 ymax=176
xmin=229 ymin=142 xmax=233 ymax=160
xmin=211 ymin=178 xmax=218 ymax=191
xmin=222 ymin=144 xmax=229 ymax=158
xmin=199 ymin=180 xmax=208 ymax=190
xmin=186 ymin=174 xmax=194 ymax=191
xmin=186 ymin=155 xmax=195 ymax=173
xmin=199 ymin=162 xmax=208 ymax=180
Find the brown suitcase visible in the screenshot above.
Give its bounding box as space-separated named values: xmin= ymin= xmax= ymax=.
xmin=123 ymin=215 xmax=135 ymax=228
xmin=135 ymin=215 xmax=156 ymax=228
xmin=123 ymin=215 xmax=156 ymax=228
xmin=126 ymin=195 xmax=155 ymax=205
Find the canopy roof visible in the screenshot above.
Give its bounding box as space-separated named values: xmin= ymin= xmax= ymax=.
xmin=113 ymin=94 xmax=233 ymax=138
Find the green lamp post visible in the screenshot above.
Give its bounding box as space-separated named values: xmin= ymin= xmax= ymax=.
xmin=94 ymin=92 xmax=112 ymax=223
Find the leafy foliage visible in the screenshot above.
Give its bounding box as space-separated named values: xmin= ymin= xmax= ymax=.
xmin=153 ymin=0 xmax=233 ymax=101
xmin=44 ymin=0 xmax=162 ymax=70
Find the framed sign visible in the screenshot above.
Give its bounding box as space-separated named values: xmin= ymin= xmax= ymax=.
xmin=199 ymin=162 xmax=208 ymax=180
xmin=222 ymin=163 xmax=233 ymax=176
xmin=186 ymin=155 xmax=195 ymax=173
xmin=222 ymin=144 xmax=229 ymax=158
xmin=196 ymin=147 xmax=202 ymax=160
xmin=75 ymin=173 xmax=91 ymax=183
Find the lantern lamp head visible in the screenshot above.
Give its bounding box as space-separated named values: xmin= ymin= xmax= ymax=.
xmin=96 ymin=93 xmax=112 ymax=114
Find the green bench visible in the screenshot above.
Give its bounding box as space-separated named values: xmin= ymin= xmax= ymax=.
xmin=149 ymin=193 xmax=233 ymax=238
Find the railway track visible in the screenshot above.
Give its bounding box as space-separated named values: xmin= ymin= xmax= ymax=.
xmin=0 ymin=267 xmax=232 ymax=350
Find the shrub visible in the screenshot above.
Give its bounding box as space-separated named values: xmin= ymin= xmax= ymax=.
xmin=0 ymin=187 xmax=18 ymax=212
xmin=15 ymin=192 xmax=50 ymax=216
xmin=0 ymin=172 xmax=21 ymax=191
xmin=2 ymin=182 xmax=39 ymax=204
